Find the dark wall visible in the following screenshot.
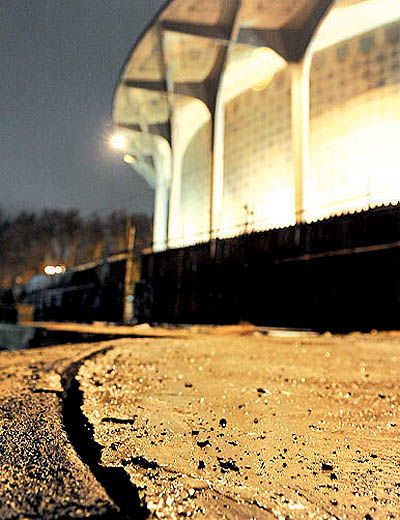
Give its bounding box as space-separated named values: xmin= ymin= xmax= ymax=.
xmin=141 ymin=204 xmax=400 ymax=331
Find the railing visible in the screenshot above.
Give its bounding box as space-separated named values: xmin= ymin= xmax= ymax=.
xmin=140 ymin=202 xmax=400 ymax=331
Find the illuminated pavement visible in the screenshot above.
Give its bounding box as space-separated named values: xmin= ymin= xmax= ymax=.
xmin=1 ymin=330 xmax=400 ymax=519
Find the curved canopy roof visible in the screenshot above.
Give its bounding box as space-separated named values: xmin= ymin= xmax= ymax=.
xmin=113 ymin=0 xmax=396 ymax=161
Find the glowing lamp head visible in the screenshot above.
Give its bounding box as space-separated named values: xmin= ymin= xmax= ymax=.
xmin=110 ymin=133 xmax=126 ymax=150
xmin=123 ymin=153 xmax=137 ymax=164
xmin=251 ymin=46 xmax=278 ymax=64
xmin=250 ymin=47 xmax=285 ymax=91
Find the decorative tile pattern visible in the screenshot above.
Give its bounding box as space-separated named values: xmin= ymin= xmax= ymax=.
xmin=223 ymin=67 xmax=294 ymax=235
xmin=180 ymin=122 xmax=211 ymax=244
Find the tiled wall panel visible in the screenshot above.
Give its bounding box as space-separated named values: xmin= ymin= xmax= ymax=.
xmin=180 ymin=121 xmax=211 ymax=244
xmin=223 ymin=67 xmax=294 ymax=236
xmin=176 ymin=18 xmax=400 ymax=244
xmin=307 ymin=19 xmax=400 ymax=221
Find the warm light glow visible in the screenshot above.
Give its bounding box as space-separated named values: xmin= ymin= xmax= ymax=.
xmin=250 ymin=47 xmax=281 ymax=91
xmin=306 ymin=84 xmax=400 ymax=222
xmin=110 ymin=133 xmax=126 ymax=150
xmin=251 ymin=74 xmax=275 ymax=92
xmin=251 ymin=46 xmax=279 ymax=64
xmin=222 ymin=45 xmax=286 ymax=101
xmin=44 ymin=265 xmax=65 ymax=276
xmin=44 ymin=265 xmax=56 ymax=275
xmin=123 ymin=153 xmax=137 ymax=164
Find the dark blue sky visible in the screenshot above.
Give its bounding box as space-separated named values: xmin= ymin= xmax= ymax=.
xmin=0 ymin=0 xmax=165 ymax=216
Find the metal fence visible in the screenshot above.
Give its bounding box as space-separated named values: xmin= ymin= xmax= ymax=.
xmin=141 ymin=203 xmax=400 ymax=331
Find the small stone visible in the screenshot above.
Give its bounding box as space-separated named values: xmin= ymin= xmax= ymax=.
xmin=219 ymin=418 xmax=227 ymax=428
xmin=218 ymin=459 xmax=239 ymax=472
xmin=321 ymin=463 xmax=334 ymax=471
xmin=197 ymin=439 xmax=211 ymax=448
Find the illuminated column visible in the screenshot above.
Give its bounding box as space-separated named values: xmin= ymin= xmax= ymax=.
xmin=153 ymin=178 xmax=169 ymax=251
xmin=167 ymin=115 xmax=183 ymax=248
xmin=210 ymin=96 xmax=225 ymax=240
xmin=153 ymin=147 xmax=171 ymax=252
xmin=290 ymin=53 xmax=311 ymax=224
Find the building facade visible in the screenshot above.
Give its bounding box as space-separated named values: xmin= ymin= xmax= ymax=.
xmin=113 ymin=0 xmax=400 ymax=248
xmin=113 ymin=0 xmax=400 ymax=329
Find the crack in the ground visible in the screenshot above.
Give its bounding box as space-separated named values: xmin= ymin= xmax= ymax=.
xmin=121 ymin=456 xmax=158 ymax=470
xmin=60 ymin=346 xmax=150 ymax=520
xmin=29 ymin=388 xmax=63 ymax=395
xmin=101 ymin=417 xmax=137 ymax=425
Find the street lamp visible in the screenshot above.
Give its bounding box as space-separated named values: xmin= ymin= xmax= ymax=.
xmin=123 ymin=153 xmax=137 ymax=164
xmin=110 ymin=133 xmax=126 ymax=150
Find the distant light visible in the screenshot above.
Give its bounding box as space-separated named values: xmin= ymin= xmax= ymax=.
xmin=44 ymin=265 xmax=65 ymax=276
xmin=44 ymin=265 xmax=56 ymax=275
xmin=110 ymin=133 xmax=126 ymax=150
xmin=123 ymin=153 xmax=137 ymax=164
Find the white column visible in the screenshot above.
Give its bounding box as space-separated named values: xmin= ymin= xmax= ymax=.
xmin=153 ymin=178 xmax=169 ymax=252
xmin=210 ymin=95 xmax=225 ymax=240
xmin=153 ymin=171 xmax=170 ymax=252
xmin=167 ymin=115 xmax=183 ymax=248
xmin=136 ymin=137 xmax=169 ymax=252
xmin=208 ymin=1 xmax=242 ymax=242
xmin=290 ymin=53 xmax=311 ymax=224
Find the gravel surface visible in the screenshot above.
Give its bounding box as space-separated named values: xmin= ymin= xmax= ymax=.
xmin=77 ymin=332 xmax=400 ymax=519
xmin=0 ymin=343 xmax=119 ymax=519
xmin=1 ymin=330 xmax=400 ymax=519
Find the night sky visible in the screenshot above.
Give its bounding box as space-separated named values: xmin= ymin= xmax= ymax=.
xmin=0 ymin=0 xmax=165 ymax=217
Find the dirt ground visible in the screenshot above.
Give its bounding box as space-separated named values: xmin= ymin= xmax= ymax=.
xmin=79 ymin=331 xmax=400 ymax=519
xmin=1 ymin=328 xmax=400 ymax=519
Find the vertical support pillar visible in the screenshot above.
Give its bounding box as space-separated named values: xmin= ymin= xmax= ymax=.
xmin=153 ymin=139 xmax=171 ymax=252
xmin=157 ymin=22 xmax=177 ymax=250
xmin=290 ymin=54 xmax=311 ymax=224
xmin=153 ymin=177 xmax=169 ymax=252
xmin=210 ymin=95 xmax=225 ymax=240
xmin=208 ymin=0 xmax=243 ymax=242
xmin=167 ymin=115 xmax=183 ymax=248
